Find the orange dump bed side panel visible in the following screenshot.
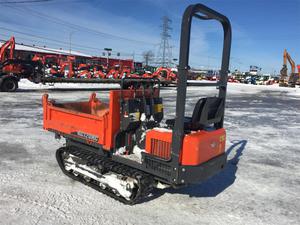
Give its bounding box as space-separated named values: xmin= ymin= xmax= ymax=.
xmin=145 ymin=128 xmax=226 ymax=166
xmin=43 ymin=93 xmax=110 ymax=148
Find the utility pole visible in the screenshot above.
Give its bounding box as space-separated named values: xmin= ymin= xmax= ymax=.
xmin=172 ymin=58 xmax=178 ymax=67
xmin=143 ymin=50 xmax=154 ymax=66
xmin=157 ymin=16 xmax=172 ymax=67
xmin=104 ymin=48 xmax=112 ymax=68
xmin=117 ymin=52 xmax=120 ymax=65
xmin=69 ymin=31 xmax=75 ymax=55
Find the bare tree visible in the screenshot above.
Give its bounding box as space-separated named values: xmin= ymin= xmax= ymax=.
xmin=142 ymin=50 xmax=154 ymax=66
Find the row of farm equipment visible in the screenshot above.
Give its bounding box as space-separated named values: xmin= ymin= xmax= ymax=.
xmin=227 ymin=74 xmax=279 ymax=85
xmin=34 ymin=53 xmax=177 ymax=81
xmin=195 ymin=72 xmax=279 ymax=85
xmin=31 ymin=53 xmax=178 ymax=81
xmin=0 ymin=36 xmax=177 ymax=91
xmin=194 ymin=48 xmax=300 ymax=87
xmin=1 ymin=35 xmax=299 ymax=92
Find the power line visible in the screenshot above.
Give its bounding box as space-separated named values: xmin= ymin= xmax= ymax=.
xmin=0 ymin=30 xmax=145 ymax=58
xmin=0 ymin=0 xmax=80 ymax=4
xmin=3 ymin=4 xmax=157 ymax=46
xmin=0 ymin=27 xmax=142 ymax=57
xmin=0 ymin=27 xmax=102 ymax=51
xmin=0 ymin=32 xmax=96 ymax=56
xmin=0 ymin=37 xmax=83 ymax=56
xmin=0 ymin=37 xmax=135 ymax=59
xmin=0 ymin=0 xmax=53 ymax=4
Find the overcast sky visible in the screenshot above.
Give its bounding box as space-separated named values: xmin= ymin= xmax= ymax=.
xmin=0 ymin=0 xmax=299 ymax=73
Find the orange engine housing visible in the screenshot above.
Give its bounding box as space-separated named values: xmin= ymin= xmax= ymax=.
xmin=145 ymin=128 xmax=226 ymax=166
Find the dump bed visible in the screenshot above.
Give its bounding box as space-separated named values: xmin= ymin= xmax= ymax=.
xmin=43 ymin=92 xmax=119 ymax=150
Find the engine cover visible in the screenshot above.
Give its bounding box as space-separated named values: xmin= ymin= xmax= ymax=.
xmin=145 ymin=128 xmax=226 ymax=165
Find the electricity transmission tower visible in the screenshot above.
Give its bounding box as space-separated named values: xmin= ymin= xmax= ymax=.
xmin=156 ymin=16 xmax=172 ymax=67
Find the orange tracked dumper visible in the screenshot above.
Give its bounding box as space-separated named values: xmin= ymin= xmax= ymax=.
xmin=43 ymin=3 xmax=232 ymax=204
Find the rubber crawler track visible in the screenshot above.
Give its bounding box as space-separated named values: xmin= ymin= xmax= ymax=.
xmin=56 ymin=146 xmax=154 ymax=205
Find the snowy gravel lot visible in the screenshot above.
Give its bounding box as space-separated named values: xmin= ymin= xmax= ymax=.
xmin=0 ymin=80 xmax=299 ymax=225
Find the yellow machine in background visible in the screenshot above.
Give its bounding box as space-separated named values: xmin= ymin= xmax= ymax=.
xmin=279 ymin=49 xmax=298 ymax=87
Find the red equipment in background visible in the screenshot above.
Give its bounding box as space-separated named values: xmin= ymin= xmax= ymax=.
xmin=0 ymin=36 xmax=15 ymax=63
xmin=119 ymin=66 xmax=131 ymax=78
xmin=0 ymin=36 xmax=22 ymax=74
xmin=77 ymin=63 xmax=92 ymax=79
xmin=107 ymin=65 xmax=121 ymax=79
xmin=156 ymin=67 xmax=177 ymax=81
xmin=32 ymin=54 xmax=60 ymax=65
xmin=1 ymin=36 xmax=179 ymax=92
xmin=0 ymin=36 xmax=44 ymax=92
xmin=32 ymin=54 xmax=60 ymax=76
xmin=92 ymin=65 xmax=106 ymax=78
xmin=143 ymin=67 xmax=177 ymax=82
xmin=33 ymin=54 xmax=75 ymax=78
xmin=227 ymin=76 xmax=239 ymax=83
xmin=107 ymin=65 xmax=134 ymax=79
xmin=107 ymin=65 xmax=122 ymax=79
xmin=60 ymin=56 xmax=75 ymax=78
xmin=0 ymin=36 xmax=34 ymax=74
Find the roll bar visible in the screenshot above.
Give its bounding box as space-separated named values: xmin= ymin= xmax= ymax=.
xmin=170 ymin=4 xmax=232 ymax=170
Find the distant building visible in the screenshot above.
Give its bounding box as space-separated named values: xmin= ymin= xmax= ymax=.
xmin=249 ymin=65 xmax=262 ymax=76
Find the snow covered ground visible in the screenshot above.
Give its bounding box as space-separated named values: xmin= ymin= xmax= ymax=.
xmin=0 ymin=80 xmax=299 ymax=225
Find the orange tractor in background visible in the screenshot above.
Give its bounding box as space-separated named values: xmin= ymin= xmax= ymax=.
xmin=59 ymin=56 xmax=75 ymax=78
xmin=92 ymin=65 xmax=106 ymax=79
xmin=0 ymin=36 xmax=43 ymax=91
xmin=0 ymin=36 xmax=15 ymax=64
xmin=107 ymin=65 xmax=121 ymax=79
xmin=32 ymin=54 xmax=59 ymax=66
xmin=32 ymin=54 xmax=71 ymax=78
xmin=143 ymin=67 xmax=177 ymax=83
xmin=43 ymin=3 xmax=231 ymax=204
xmin=107 ymin=64 xmax=134 ymax=79
xmin=77 ymin=63 xmax=92 ymax=79
xmin=0 ymin=36 xmax=24 ymax=75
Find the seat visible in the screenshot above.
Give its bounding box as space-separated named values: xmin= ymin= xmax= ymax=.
xmin=166 ymin=97 xmax=224 ymax=131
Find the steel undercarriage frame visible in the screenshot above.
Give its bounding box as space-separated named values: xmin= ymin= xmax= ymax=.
xmin=63 ymin=135 xmax=226 ymax=187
